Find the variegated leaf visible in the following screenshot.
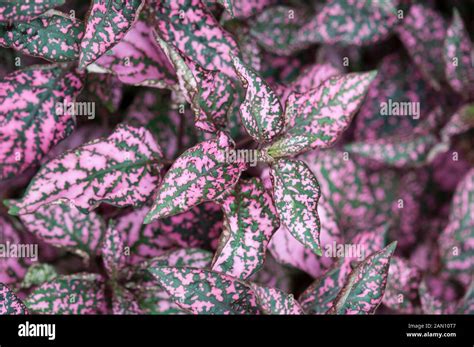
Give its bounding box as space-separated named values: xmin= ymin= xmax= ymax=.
xmin=268 ymin=72 xmax=376 ymax=158
xmin=0 ymin=65 xmax=83 ymax=180
xmin=19 ymin=202 xmax=105 ymax=257
xmin=145 ymin=248 xmax=213 ymax=269
xmin=144 ymin=131 xmax=245 ymax=222
xmin=270 ymin=159 xmax=322 ymax=255
xmin=0 ymin=11 xmax=84 ymax=62
xmin=444 ymin=9 xmax=474 ymax=99
xmin=154 ymin=35 xmax=234 ymax=132
xmin=396 ymin=4 xmax=447 ymax=89
xmin=0 ymin=0 xmax=65 ymax=22
xmin=345 ymin=134 xmax=438 ymax=168
xmin=354 ymin=52 xmax=440 ymax=141
xmin=250 ymin=6 xmax=309 ymax=56
xmin=25 ymin=274 xmax=107 ymax=314
xmin=101 ymin=221 xmax=125 ymax=280
xmin=148 ymin=267 xmax=261 ymax=314
xmin=439 ymin=169 xmax=474 ymax=274
xmin=232 ymin=55 xmax=284 ymax=143
xmin=382 ymin=256 xmax=421 ymax=313
xmin=456 ymin=282 xmax=474 ymax=314
xmin=112 ymin=286 xmax=143 ymax=314
xmin=6 ymin=124 xmax=163 ymax=215
xmin=79 ymin=0 xmax=144 ymax=70
xmin=327 ymin=242 xmax=397 ymax=315
xmin=217 ymin=0 xmax=276 ymax=19
xmin=251 ymin=284 xmax=303 ymax=315
xmin=117 ymin=203 xmax=222 ymax=265
xmin=298 ymin=0 xmax=405 ymax=46
xmin=91 ymin=20 xmax=176 ymax=88
xmin=153 ymin=0 xmax=240 ymax=77
xmin=211 ymin=178 xmax=280 ymax=279
xmin=0 ymin=215 xmax=32 ymax=284
xmin=0 ymin=283 xmax=28 ymax=315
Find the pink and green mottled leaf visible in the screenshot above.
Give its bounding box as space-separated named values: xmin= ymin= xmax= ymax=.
xmin=250 ymin=6 xmax=309 ymax=56
xmin=345 ymin=134 xmax=438 ymax=169
xmin=144 ymin=131 xmax=246 ymax=222
xmin=0 ymin=65 xmax=83 ymax=180
xmin=112 ymin=286 xmax=143 ymax=314
xmin=148 ymin=267 xmax=261 ymax=314
xmin=444 ymin=9 xmax=474 ymax=99
xmin=153 ymin=0 xmax=240 ymax=77
xmin=0 ymin=215 xmax=32 ymax=284
xmin=0 ymin=283 xmax=28 ymax=315
xmin=232 ymin=55 xmax=284 ymax=143
xmin=217 ymin=0 xmax=276 ymax=19
xmin=20 ymin=263 xmax=57 ymax=289
xmin=298 ymin=0 xmax=405 ymax=46
xmin=439 ymin=169 xmax=474 ymax=274
xmin=270 ymin=159 xmax=322 ymax=255
xmin=0 ymin=11 xmax=84 ymax=63
xmin=0 ymin=0 xmax=65 ymax=22
xmin=25 ymin=274 xmax=107 ymax=314
xmin=268 ymin=72 xmax=376 ymax=158
xmin=396 ymin=4 xmax=447 ymax=89
xmin=101 ymin=221 xmax=126 ymax=280
xmin=91 ymin=20 xmax=176 ymax=88
xmin=145 ymin=248 xmax=213 ymax=269
xmin=211 ymin=178 xmax=280 ymax=279
xmin=154 ymin=35 xmax=234 ymax=132
xmin=18 ymin=202 xmax=105 ymax=258
xmin=304 ymin=150 xmax=376 ymax=236
xmin=382 ymin=256 xmax=421 ymax=313
xmin=354 ymin=52 xmax=441 ymax=141
xmin=251 ymin=284 xmax=303 ymax=315
xmin=289 ymin=63 xmax=341 ymax=93
xmin=79 ymin=0 xmax=144 ymax=70
xmin=6 ymin=124 xmax=163 ymax=215
xmin=117 ymin=203 xmax=222 ymax=265
xmin=327 ymin=242 xmax=396 ymax=315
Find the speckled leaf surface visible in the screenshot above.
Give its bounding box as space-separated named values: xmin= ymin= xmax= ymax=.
xmin=25 ymin=274 xmax=107 ymax=314
xmin=233 ymin=55 xmax=284 ymax=143
xmin=270 ymin=159 xmax=322 ymax=255
xmin=101 ymin=221 xmax=126 ymax=279
xmin=7 ymin=124 xmax=163 ymax=215
xmin=345 ymin=134 xmax=438 ymax=168
xmin=79 ymin=0 xmax=144 ymax=70
xmin=0 ymin=11 xmax=84 ymax=63
xmin=397 ymin=4 xmax=447 ymax=89
xmin=153 ymin=0 xmax=240 ymax=77
xmin=117 ymin=203 xmax=222 ymax=265
xmin=252 ymin=285 xmax=303 ymax=315
xmin=0 ymin=283 xmax=28 ymax=315
xmin=298 ymin=0 xmax=405 ymax=46
xmin=92 ymin=20 xmax=176 ymax=88
xmin=327 ymin=242 xmax=396 ymax=315
xmin=0 ymin=65 xmax=83 ymax=180
xmin=0 ymin=0 xmax=65 ymax=22
xmin=211 ymin=178 xmax=279 ymax=279
xmin=148 ymin=267 xmax=261 ymax=314
xmin=268 ymin=72 xmax=376 ymax=157
xmin=444 ymin=9 xmax=474 ymax=99
xmin=19 ymin=202 xmax=105 ymax=257
xmin=21 ymin=263 xmax=57 ymax=289
xmin=144 ymin=131 xmax=246 ymax=222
